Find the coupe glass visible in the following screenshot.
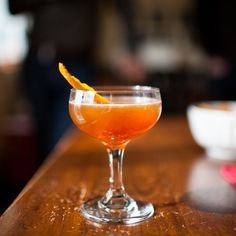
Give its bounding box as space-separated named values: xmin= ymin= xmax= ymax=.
xmin=69 ymin=86 xmax=162 ymax=224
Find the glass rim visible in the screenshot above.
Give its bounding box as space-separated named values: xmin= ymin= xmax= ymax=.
xmin=70 ymin=85 xmax=160 ymax=93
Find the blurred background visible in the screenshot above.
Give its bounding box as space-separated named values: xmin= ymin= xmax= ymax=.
xmin=0 ymin=0 xmax=235 ymax=213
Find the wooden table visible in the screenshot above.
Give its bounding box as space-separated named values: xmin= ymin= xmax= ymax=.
xmin=1 ymin=116 xmax=236 ymax=235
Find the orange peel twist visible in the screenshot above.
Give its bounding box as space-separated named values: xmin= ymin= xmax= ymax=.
xmin=59 ymin=63 xmax=109 ymax=104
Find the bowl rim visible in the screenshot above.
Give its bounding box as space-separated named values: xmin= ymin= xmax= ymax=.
xmin=188 ymin=101 xmax=236 ymax=114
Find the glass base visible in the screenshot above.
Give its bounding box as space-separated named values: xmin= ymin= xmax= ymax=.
xmin=80 ymin=197 xmax=154 ymax=224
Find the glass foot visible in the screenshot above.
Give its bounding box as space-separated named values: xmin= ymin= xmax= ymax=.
xmin=80 ymin=197 xmax=154 ymax=224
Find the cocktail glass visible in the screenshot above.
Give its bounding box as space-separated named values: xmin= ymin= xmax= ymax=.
xmin=69 ymin=86 xmax=162 ymax=224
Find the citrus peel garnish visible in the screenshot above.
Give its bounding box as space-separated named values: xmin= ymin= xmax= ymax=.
xmin=59 ymin=63 xmax=109 ymax=104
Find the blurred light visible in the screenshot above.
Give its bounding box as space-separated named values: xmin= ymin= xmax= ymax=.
xmin=0 ymin=0 xmax=28 ymax=65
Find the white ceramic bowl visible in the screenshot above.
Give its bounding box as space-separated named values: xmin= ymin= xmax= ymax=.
xmin=187 ymin=101 xmax=236 ymax=160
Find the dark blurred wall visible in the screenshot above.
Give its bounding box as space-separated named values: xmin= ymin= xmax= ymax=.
xmin=194 ymin=0 xmax=236 ymax=100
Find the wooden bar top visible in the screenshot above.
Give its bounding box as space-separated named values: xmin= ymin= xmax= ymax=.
xmin=0 ymin=116 xmax=236 ymax=235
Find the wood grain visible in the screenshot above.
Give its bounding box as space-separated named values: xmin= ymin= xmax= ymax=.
xmin=0 ymin=116 xmax=236 ymax=235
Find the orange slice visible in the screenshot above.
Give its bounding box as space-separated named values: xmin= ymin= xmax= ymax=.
xmin=59 ymin=63 xmax=109 ymax=104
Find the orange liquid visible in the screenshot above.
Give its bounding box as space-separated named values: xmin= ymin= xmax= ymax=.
xmin=69 ymin=97 xmax=161 ymax=147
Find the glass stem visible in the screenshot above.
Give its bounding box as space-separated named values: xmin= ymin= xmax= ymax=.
xmin=107 ymin=148 xmax=125 ymax=197
xmin=100 ymin=147 xmax=135 ymax=210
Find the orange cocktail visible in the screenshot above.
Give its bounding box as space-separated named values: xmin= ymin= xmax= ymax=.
xmin=69 ymin=96 xmax=161 ymax=148
xmin=68 ymin=86 xmax=162 ymax=224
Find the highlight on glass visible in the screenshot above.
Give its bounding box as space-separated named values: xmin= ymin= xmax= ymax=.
xmin=69 ymin=86 xmax=162 ymax=224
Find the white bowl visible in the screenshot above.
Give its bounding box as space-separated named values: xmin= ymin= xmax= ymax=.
xmin=187 ymin=101 xmax=236 ymax=160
